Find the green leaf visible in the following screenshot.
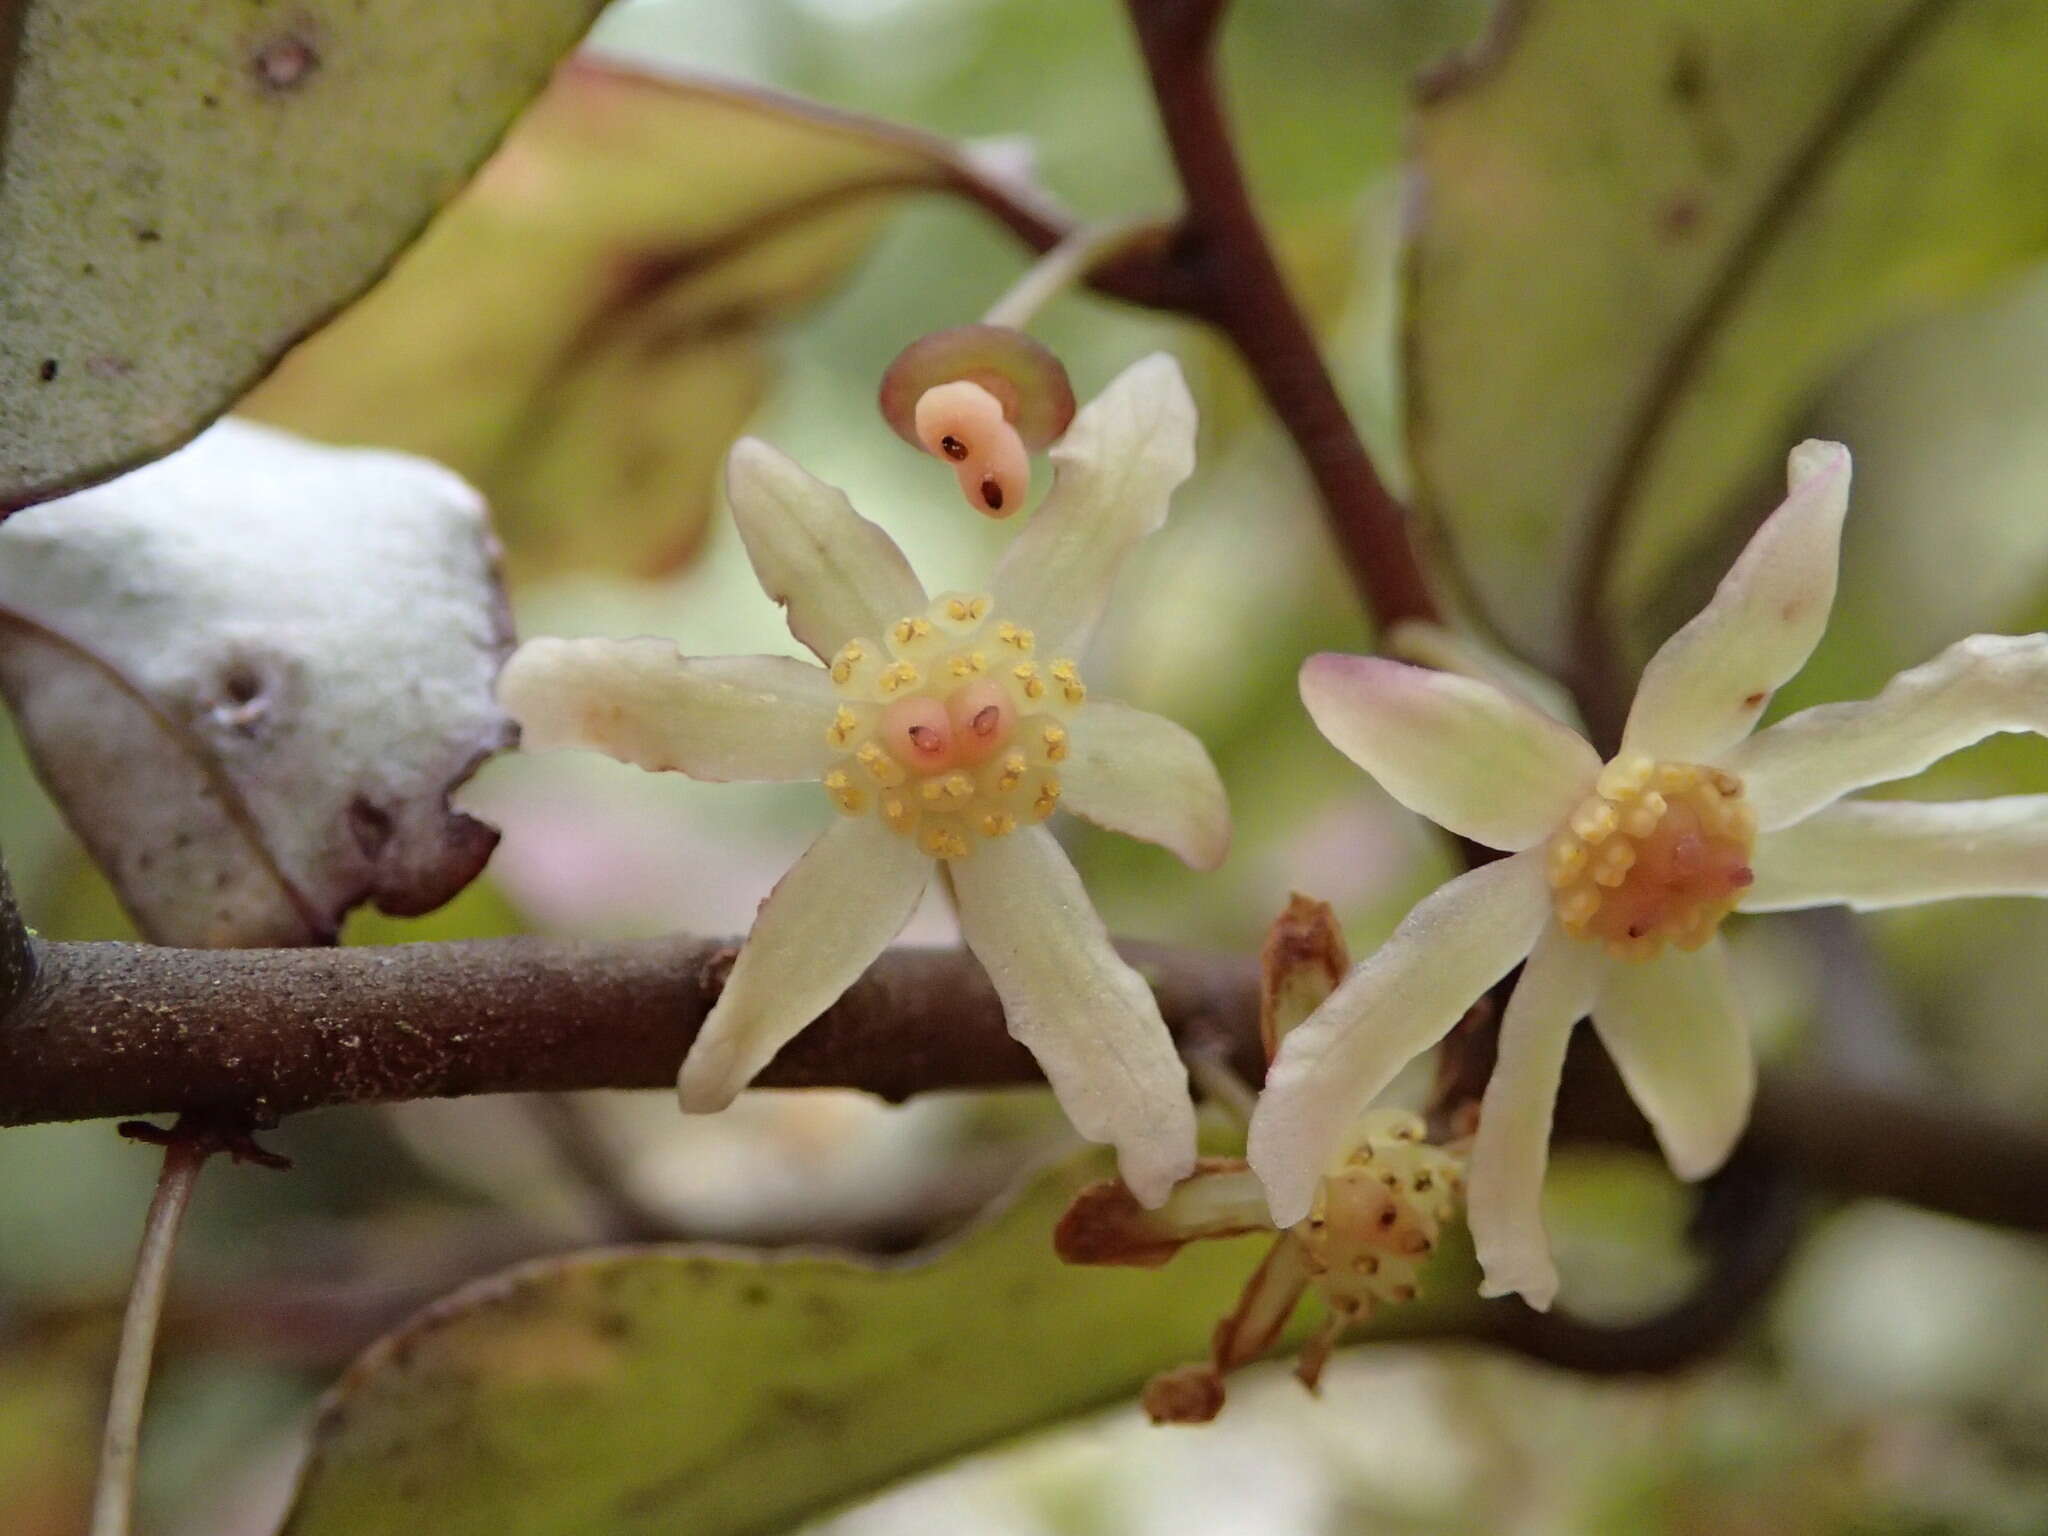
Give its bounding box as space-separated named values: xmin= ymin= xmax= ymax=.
xmin=279 ymin=1155 xmax=1480 ymax=1536
xmin=243 ymin=58 xmax=992 ymax=581
xmin=0 ymin=0 xmax=607 ymax=513
xmin=1407 ymin=0 xmax=2048 ymax=668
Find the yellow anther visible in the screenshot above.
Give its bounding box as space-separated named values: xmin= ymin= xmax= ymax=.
xmin=829 ymin=640 xmax=866 ymax=686
xmin=1550 ymin=757 xmax=1756 ymax=957
xmin=1569 ymin=799 xmax=1619 ymax=843
xmin=920 ymin=772 xmax=975 ymax=805
xmin=943 ymin=594 xmax=991 ymax=625
xmin=948 ymin=651 xmax=988 ymax=678
xmin=1654 ymin=762 xmax=1701 ymax=794
xmin=1050 ymin=658 xmax=1086 ymax=704
xmin=1596 ymin=752 xmax=1654 ymax=801
xmin=1013 ymin=663 xmax=1046 ymax=701
xmin=1620 ymin=790 xmax=1667 ymax=840
xmin=877 ymin=661 xmax=921 ymax=695
xmin=1593 ymin=841 xmax=1636 ymax=888
xmin=892 ymin=616 xmax=934 ymax=647
xmin=1032 ymin=779 xmax=1062 ymax=820
xmin=823 ymin=769 xmax=852 ymax=792
xmin=1041 ymin=723 xmax=1069 ymax=762
xmin=997 ymin=622 xmax=1034 ymax=652
xmin=827 ymin=707 xmax=860 ymax=747
xmin=856 ymin=741 xmax=906 ymax=787
xmin=996 ymin=752 xmax=1027 ymax=792
xmin=1546 ymin=836 xmax=1587 ymax=888
xmin=882 ymin=796 xmax=914 ymax=831
xmin=980 ymin=811 xmax=1016 ymax=838
xmin=1558 ymin=887 xmax=1602 ymax=929
xmin=920 ymin=825 xmax=970 ymax=860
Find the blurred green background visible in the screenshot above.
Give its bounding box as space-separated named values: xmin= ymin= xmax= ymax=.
xmin=6 ymin=0 xmax=2048 ymax=1531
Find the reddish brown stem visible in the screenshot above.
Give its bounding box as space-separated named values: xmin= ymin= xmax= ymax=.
xmin=1122 ymin=0 xmax=1438 ymax=632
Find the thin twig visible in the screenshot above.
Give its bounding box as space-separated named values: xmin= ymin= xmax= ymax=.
xmin=521 ymin=1093 xmax=683 ymax=1245
xmin=981 ymin=220 xmax=1154 ymax=331
xmin=1122 ymin=0 xmax=1438 ymax=632
xmin=90 ymin=1132 xmax=210 ymax=1536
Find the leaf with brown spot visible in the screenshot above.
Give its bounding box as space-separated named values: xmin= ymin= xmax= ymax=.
xmin=0 ymin=419 xmax=513 ymax=946
xmin=0 ymin=0 xmax=609 ymax=512
xmin=278 ymin=1156 xmax=1481 ymax=1536
xmin=242 ymin=56 xmax=1024 ymax=580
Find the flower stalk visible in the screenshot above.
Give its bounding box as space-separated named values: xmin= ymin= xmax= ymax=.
xmin=90 ymin=1132 xmax=210 ymax=1536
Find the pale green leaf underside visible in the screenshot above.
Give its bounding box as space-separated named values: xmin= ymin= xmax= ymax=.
xmin=1409 ymin=0 xmax=2048 ymax=666
xmin=280 ymin=1156 xmax=1478 ymax=1536
xmin=0 ymin=0 xmax=607 ymax=511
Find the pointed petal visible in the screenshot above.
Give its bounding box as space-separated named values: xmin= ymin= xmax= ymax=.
xmin=499 ymin=638 xmax=839 ymax=782
xmin=1742 ymin=796 xmax=2048 ymax=912
xmin=1247 ymin=850 xmax=1552 ymax=1227
xmin=990 ymin=353 xmax=1196 ymax=657
xmin=1621 ymin=441 xmax=1851 ymax=763
xmin=1385 ymin=618 xmax=1586 ymax=730
xmin=1060 ymin=699 xmax=1231 ymax=870
xmin=1723 ymin=633 xmax=2048 ymax=830
xmin=1590 ymin=938 xmax=1752 ymax=1182
xmin=678 ymin=818 xmax=929 ymax=1111
xmin=1298 ymin=654 xmax=1599 ymax=852
xmin=1054 ymin=1158 xmax=1270 ymax=1267
xmin=951 ymin=825 xmax=1197 ymax=1206
xmin=725 ymin=437 xmax=926 ymax=662
xmin=1468 ymin=925 xmax=1610 ymax=1311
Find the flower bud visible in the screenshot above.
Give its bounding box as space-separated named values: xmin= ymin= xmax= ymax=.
xmin=878 ymin=324 xmax=1076 ymax=518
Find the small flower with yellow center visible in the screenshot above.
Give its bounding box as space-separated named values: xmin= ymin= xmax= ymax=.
xmin=1251 ymin=441 xmax=2048 ymax=1308
xmin=1058 ymin=897 xmax=1465 ymax=1423
xmin=497 ymin=355 xmax=1230 ymax=1206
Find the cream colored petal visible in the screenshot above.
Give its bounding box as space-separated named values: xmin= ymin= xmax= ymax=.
xmin=1060 ymin=699 xmax=1231 ymax=870
xmin=1724 ymin=633 xmax=2048 ymax=830
xmin=724 ymin=437 xmax=927 ymax=662
xmin=1053 ymin=1158 xmax=1271 ymax=1266
xmin=499 ymin=638 xmax=839 ymax=782
xmin=677 ymin=818 xmax=929 ymax=1111
xmin=1298 ymin=654 xmax=1600 ymax=852
xmin=1384 ymin=618 xmax=1585 ymax=730
xmin=1590 ymin=938 xmax=1752 ymax=1182
xmin=951 ymin=825 xmax=1197 ymax=1206
xmin=1742 ymin=796 xmax=2048 ymax=912
xmin=1247 ymin=850 xmax=1552 ymax=1227
xmin=1468 ymin=924 xmax=1610 ymax=1312
xmin=1621 ymin=441 xmax=1851 ymax=764
xmin=990 ymin=353 xmax=1196 ymax=657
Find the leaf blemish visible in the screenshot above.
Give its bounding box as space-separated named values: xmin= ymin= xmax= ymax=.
xmin=252 ymin=34 xmax=321 ymax=93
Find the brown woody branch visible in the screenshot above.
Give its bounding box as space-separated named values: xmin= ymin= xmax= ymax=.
xmin=0 ymin=852 xmax=31 ymax=1023
xmin=5 ymin=930 xmax=2048 ymax=1241
xmin=1112 ymin=0 xmax=1439 ymax=631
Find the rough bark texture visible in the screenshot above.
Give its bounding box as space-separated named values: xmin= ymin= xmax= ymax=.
xmin=0 ymin=852 xmax=33 ymax=1023
xmin=3 ymin=929 xmax=2046 ymax=1242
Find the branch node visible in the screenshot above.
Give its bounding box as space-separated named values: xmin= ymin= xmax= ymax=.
xmin=119 ymin=1109 xmax=293 ymax=1172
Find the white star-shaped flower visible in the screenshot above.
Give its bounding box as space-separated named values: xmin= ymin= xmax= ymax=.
xmin=499 ymin=355 xmax=1228 ymax=1205
xmin=1250 ymin=440 xmax=2048 ymax=1306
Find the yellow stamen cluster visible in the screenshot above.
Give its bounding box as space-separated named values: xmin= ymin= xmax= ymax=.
xmin=820 ymin=592 xmax=1079 ymax=860
xmin=1298 ymin=1110 xmax=1463 ymax=1316
xmin=1547 ymin=754 xmax=1757 ymax=961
